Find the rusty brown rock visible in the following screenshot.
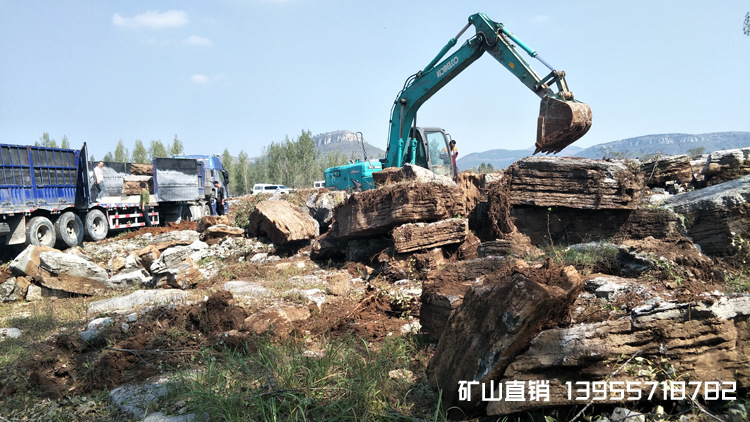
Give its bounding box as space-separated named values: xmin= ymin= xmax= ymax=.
xmin=419 ymin=256 xmax=525 ymax=341
xmin=247 ymin=200 xmax=319 ymax=245
xmin=487 ymin=297 xmax=750 ymax=416
xmin=197 ymin=215 xmax=230 ymax=233
xmin=199 ymin=225 xmax=244 ymax=244
xmin=135 ymin=245 xmax=161 ymax=272
xmin=392 ymin=218 xmax=468 ymax=254
xmin=128 ymin=163 xmax=153 ymax=176
xmin=426 ymin=265 xmax=582 ymax=416
xmin=329 ymin=181 xmax=465 ymax=239
xmin=640 ymin=154 xmax=693 ymax=188
xmin=508 ymin=156 xmax=643 ymax=209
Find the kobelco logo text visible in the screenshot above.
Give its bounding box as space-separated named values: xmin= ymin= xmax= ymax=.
xmin=437 ymin=56 xmax=459 ymax=77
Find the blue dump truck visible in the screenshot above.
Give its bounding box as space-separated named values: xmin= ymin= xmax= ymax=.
xmin=0 ymin=142 xmax=229 ymax=249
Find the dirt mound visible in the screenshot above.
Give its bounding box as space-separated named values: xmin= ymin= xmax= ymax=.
xmin=621 ymin=236 xmax=723 ymax=299
xmin=3 ymin=291 xmax=247 ymax=398
xmin=295 ymin=292 xmax=409 ymax=341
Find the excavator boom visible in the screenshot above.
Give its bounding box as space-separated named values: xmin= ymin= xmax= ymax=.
xmin=386 ymin=12 xmax=592 ymax=166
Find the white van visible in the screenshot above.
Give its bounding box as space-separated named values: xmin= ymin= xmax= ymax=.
xmin=252 ymin=184 xmax=291 ymax=195
xmin=313 ymin=180 xmax=325 ymax=189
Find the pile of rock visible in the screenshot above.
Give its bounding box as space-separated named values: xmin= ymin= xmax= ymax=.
xmin=1 ymin=216 xmax=248 ymax=302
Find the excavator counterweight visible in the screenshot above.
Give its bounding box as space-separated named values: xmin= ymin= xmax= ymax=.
xmin=535 ymin=96 xmax=592 ymax=154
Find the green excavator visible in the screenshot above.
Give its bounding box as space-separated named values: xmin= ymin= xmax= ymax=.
xmin=324 ymin=12 xmax=592 ymax=190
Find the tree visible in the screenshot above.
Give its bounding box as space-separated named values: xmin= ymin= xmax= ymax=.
xmin=477 ymin=162 xmax=495 ymax=174
xmin=36 ymin=132 xmax=57 ymax=148
xmin=687 ymin=147 xmax=706 ymax=158
xmin=60 ymin=135 xmax=70 ymax=149
xmin=113 ymin=140 xmax=130 ymax=162
xmin=169 ymin=135 xmax=184 ymax=157
xmin=745 ymin=12 xmax=750 ymax=36
xmin=132 ymin=140 xmax=149 ymax=163
xmin=102 ymin=152 xmax=114 ymax=162
xmin=149 ymin=140 xmax=168 ymax=159
xmin=234 ymin=151 xmax=250 ymax=195
xmin=221 ymin=148 xmax=234 ymax=187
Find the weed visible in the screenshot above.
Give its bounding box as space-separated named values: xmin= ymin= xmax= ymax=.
xmin=0 ymin=298 xmax=87 ymax=367
xmin=544 ymin=243 xmax=619 ymax=276
xmin=161 ymin=334 xmax=445 ymax=421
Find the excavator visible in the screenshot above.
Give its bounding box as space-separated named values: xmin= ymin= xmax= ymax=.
xmin=324 ymin=12 xmax=592 ymax=190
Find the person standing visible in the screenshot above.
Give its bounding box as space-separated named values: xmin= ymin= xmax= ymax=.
xmin=139 ymin=182 xmax=153 ymax=228
xmin=213 ymin=180 xmax=226 ymax=216
xmin=91 ymin=161 xmax=104 ymax=201
xmin=449 ymin=140 xmax=459 ymax=178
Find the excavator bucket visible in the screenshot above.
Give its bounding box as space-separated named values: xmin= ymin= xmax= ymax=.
xmin=535 ymin=95 xmax=592 ymax=154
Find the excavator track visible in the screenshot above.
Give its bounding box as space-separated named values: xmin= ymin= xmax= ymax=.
xmin=535 ymin=96 xmax=592 ymax=154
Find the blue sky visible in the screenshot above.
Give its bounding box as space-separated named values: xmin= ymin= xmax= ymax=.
xmin=1 ymin=1 xmax=748 ymax=160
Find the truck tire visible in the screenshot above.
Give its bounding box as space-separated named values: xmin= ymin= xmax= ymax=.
xmin=54 ymin=212 xmax=84 ymax=248
xmin=25 ymin=216 xmax=56 ymax=248
xmin=84 ymin=209 xmax=109 ymax=241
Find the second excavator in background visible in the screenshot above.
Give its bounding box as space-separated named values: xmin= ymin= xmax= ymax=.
xmin=325 ymin=12 xmax=592 ymax=191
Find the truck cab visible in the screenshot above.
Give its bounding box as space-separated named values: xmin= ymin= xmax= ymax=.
xmin=172 ymin=154 xmax=230 ymax=195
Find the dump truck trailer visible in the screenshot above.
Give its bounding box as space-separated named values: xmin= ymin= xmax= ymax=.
xmin=0 ymin=142 xmax=221 ymax=249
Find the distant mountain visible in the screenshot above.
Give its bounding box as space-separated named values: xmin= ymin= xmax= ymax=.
xmin=314 ymin=131 xmax=750 ymax=171
xmin=457 ymin=145 xmax=583 ymax=170
xmin=574 ymin=132 xmax=750 ymax=159
xmin=312 ymin=130 xmax=385 ymax=161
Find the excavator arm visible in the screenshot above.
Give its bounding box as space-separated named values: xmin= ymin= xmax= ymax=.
xmin=385 ymin=13 xmax=592 ymax=168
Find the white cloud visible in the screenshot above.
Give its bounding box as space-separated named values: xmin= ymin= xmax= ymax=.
xmin=113 ymin=10 xmax=189 ymax=30
xmin=184 ymin=35 xmax=213 ymax=47
xmin=531 ymin=15 xmax=551 ymax=25
xmin=191 ymin=74 xmax=225 ymax=84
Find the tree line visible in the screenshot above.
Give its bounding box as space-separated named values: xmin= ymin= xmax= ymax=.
xmin=38 ymin=131 xmax=349 ymax=196
xmin=34 ymin=132 xmax=185 ymax=163
xmin=220 ymin=131 xmax=348 ymax=195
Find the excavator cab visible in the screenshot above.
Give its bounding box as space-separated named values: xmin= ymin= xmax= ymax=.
xmin=408 ymin=127 xmax=456 ymax=177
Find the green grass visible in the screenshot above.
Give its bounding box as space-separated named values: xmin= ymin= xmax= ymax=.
xmin=161 ymin=334 xmax=447 ymax=421
xmin=0 ymin=299 xmax=88 ymax=367
xmin=543 ymin=243 xmax=620 ymax=276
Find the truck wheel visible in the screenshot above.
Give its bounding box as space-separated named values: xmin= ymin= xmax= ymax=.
xmin=54 ymin=212 xmax=84 ymax=248
xmin=84 ymin=209 xmax=109 ymax=241
xmin=25 ymin=216 xmax=56 ymax=248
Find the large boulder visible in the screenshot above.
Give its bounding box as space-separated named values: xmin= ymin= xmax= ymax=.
xmin=487 ymin=296 xmax=750 ymax=416
xmin=663 ymin=175 xmax=750 ymax=255
xmin=640 ymin=154 xmax=693 ymax=189
xmin=701 ymin=147 xmax=750 ymax=186
xmin=426 ymin=264 xmax=582 ymax=416
xmin=508 ymin=156 xmax=643 ymax=209
xmin=246 ymin=200 xmax=320 ymax=245
xmin=392 ymin=218 xmax=468 ymax=254
xmin=328 ymin=181 xmax=465 ymax=239
xmin=10 ymin=246 xmax=108 ymax=295
xmin=420 ymin=256 xmax=523 ymax=340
